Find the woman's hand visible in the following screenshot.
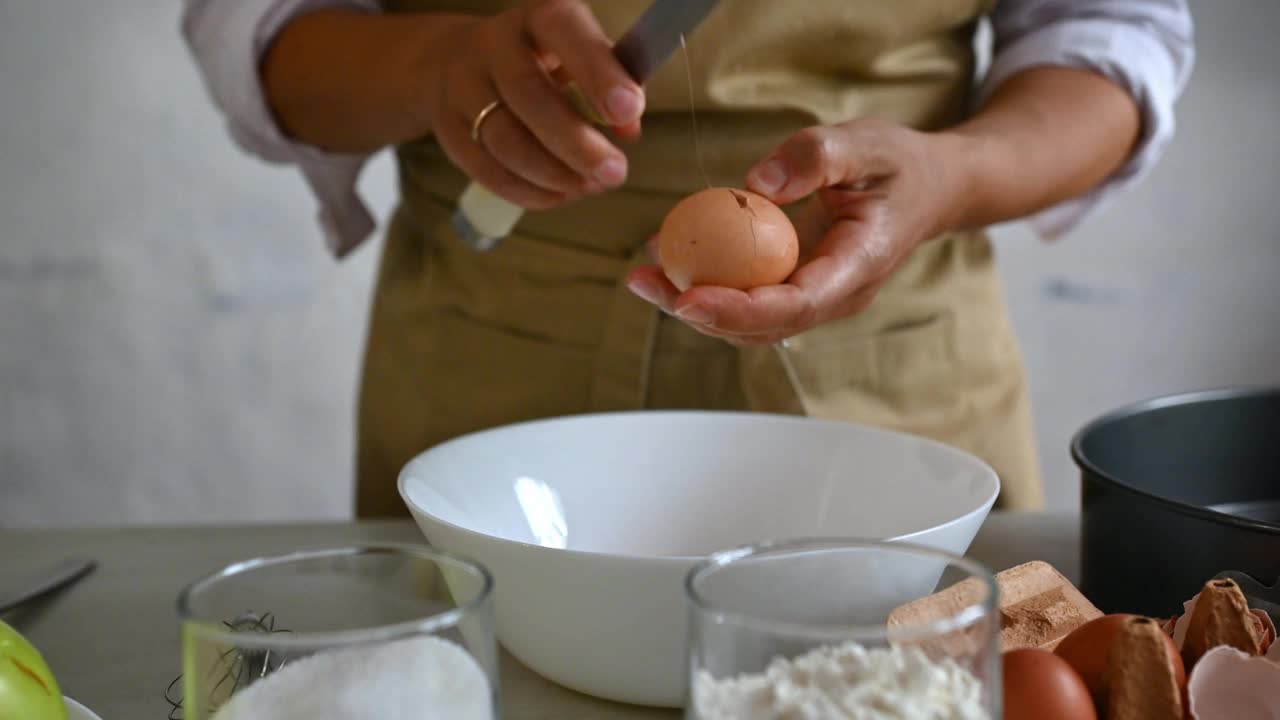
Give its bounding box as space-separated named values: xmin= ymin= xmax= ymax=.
xmin=624 ymin=66 xmax=1142 ymax=346
xmin=428 ymin=0 xmax=644 ymax=211
xmin=264 ymin=1 xmax=643 ymax=210
xmin=626 ymin=118 xmax=964 ymax=346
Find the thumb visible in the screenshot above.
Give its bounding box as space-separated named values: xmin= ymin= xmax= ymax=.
xmin=745 ymin=124 xmax=892 ymax=205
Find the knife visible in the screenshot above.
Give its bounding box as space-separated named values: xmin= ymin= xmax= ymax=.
xmin=450 ymin=0 xmax=724 ymax=252
xmin=0 ymin=557 xmax=96 ymax=613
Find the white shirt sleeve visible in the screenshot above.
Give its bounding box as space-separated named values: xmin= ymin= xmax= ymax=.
xmin=181 ymin=0 xmax=382 ymax=258
xmin=981 ymin=0 xmax=1195 ymax=240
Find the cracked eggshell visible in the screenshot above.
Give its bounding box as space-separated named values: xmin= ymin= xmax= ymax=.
xmin=658 ymin=187 xmax=799 ymax=292
xmin=1187 ymin=645 xmax=1280 ymax=719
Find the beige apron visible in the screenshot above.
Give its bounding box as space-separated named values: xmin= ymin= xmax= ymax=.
xmin=358 ymin=0 xmax=1046 ymax=516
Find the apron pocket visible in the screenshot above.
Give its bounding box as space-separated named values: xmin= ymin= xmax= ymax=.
xmin=778 ymin=310 xmax=960 ymax=414
xmin=422 ymin=307 xmax=599 ymax=425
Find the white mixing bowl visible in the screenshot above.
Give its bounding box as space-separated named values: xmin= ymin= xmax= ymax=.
xmin=398 ymin=411 xmax=999 ymax=707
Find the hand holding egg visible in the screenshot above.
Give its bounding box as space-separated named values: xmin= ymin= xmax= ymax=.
xmin=625 ymin=118 xmax=957 ymax=345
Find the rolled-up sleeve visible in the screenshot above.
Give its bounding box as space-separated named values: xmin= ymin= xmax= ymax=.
xmin=181 ymin=0 xmax=382 ymax=257
xmin=981 ymin=0 xmax=1195 ymax=240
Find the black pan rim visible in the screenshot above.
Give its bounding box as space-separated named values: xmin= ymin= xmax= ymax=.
xmin=1070 ymin=384 xmax=1280 ymax=536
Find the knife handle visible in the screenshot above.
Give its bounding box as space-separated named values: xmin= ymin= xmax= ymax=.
xmin=451 ymin=83 xmax=608 ymax=252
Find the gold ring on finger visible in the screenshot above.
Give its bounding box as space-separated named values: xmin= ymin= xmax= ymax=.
xmin=470 ymin=99 xmax=504 ymax=143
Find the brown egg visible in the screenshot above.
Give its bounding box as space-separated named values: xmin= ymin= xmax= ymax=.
xmin=658 ymin=187 xmax=799 ymax=292
xmin=1003 ymin=648 xmax=1098 ymax=720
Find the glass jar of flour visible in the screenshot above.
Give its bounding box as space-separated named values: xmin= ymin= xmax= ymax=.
xmin=685 ymin=539 xmax=1000 ymax=720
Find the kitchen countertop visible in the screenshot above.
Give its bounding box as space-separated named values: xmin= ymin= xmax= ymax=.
xmin=0 ymin=511 xmax=1078 ymax=719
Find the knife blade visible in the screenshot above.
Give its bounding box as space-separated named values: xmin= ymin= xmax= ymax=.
xmin=451 ymin=0 xmax=724 ymax=251
xmin=0 ymin=557 xmax=96 ymax=613
xmin=614 ymin=0 xmax=723 ymax=84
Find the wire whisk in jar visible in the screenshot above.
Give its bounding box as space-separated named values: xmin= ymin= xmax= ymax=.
xmin=173 ymin=544 xmax=498 ymax=719
xmin=164 ymin=610 xmax=290 ymax=720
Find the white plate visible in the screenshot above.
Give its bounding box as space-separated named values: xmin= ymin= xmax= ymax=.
xmin=65 ymin=696 xmax=103 ymax=720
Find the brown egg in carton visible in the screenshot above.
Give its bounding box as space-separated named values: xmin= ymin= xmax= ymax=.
xmin=890 ymin=565 xmax=1280 ymax=719
xmin=887 ymin=560 xmax=1103 ymax=652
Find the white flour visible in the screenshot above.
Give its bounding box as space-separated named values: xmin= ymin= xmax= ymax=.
xmin=692 ymin=641 xmax=990 ymax=720
xmin=209 ymin=635 xmax=491 ymax=720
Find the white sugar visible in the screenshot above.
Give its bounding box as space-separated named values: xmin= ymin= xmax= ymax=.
xmin=210 ymin=635 xmax=492 ymax=720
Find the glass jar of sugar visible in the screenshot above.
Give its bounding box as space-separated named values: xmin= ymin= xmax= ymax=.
xmin=177 ymin=544 xmax=497 ymax=720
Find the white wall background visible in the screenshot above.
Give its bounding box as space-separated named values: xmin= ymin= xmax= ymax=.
xmin=2 ymin=1 xmax=1277 ymax=527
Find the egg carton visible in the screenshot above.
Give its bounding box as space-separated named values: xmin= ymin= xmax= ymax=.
xmin=888 ymin=560 xmax=1103 ymax=652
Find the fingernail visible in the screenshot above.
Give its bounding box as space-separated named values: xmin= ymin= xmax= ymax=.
xmin=593 ymin=157 xmax=627 ymax=187
xmin=676 ymin=304 xmax=713 ymax=325
xmin=627 ymin=279 xmax=659 ymax=305
xmin=605 ymin=87 xmax=643 ymax=124
xmin=748 ymin=159 xmax=788 ymax=195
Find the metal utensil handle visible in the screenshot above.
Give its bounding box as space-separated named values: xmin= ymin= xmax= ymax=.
xmin=0 ymin=556 xmax=96 ymax=612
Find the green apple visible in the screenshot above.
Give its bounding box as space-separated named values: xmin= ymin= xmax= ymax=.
xmin=0 ymin=619 xmax=67 ymax=720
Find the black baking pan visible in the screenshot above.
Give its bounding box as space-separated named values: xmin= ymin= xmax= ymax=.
xmin=1071 ymin=386 xmax=1280 ymax=622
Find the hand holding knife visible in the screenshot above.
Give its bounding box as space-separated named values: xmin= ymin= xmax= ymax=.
xmin=451 ymin=0 xmax=723 ymax=251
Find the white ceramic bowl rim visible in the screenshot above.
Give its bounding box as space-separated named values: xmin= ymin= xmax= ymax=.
xmin=397 ymin=410 xmax=1001 ymax=562
xmin=175 ymin=543 xmax=494 ymax=650
xmin=684 ymin=536 xmax=999 ymax=642
xmin=64 ymin=696 xmax=103 ymax=720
